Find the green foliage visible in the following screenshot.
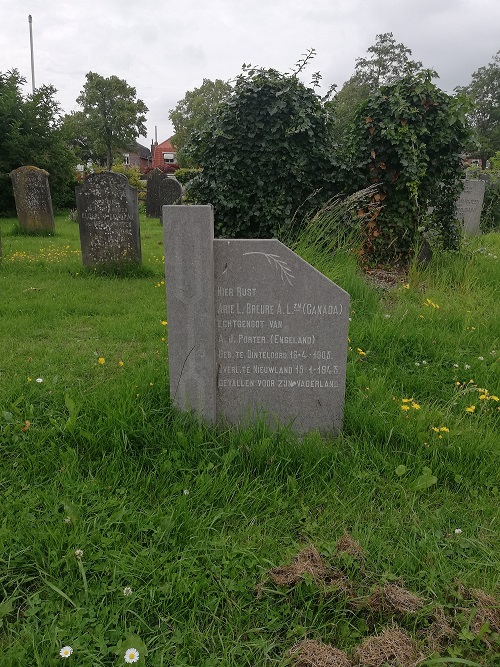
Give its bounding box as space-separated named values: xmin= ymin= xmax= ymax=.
xmin=327 ymin=33 xmax=430 ymax=144
xmin=186 ymin=66 xmax=338 ymax=238
xmin=343 ymin=71 xmax=471 ymax=264
xmin=169 ymin=78 xmax=232 ymax=167
xmin=173 ymin=167 xmax=202 ymax=185
xmin=111 ymin=163 xmax=145 ymax=191
xmin=455 ymin=50 xmax=500 ymax=167
xmin=69 ymin=72 xmax=148 ymax=170
xmin=0 ymin=69 xmax=77 ymax=213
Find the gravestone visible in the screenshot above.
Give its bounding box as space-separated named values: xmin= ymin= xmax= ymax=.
xmin=9 ymin=166 xmax=55 ymax=233
xmin=146 ymin=168 xmax=169 ymax=218
xmin=159 ymin=177 xmax=182 ymax=207
xmin=164 ymin=205 xmax=350 ymax=433
xmin=75 ymin=172 xmax=141 ymax=266
xmin=456 ymin=179 xmax=485 ymax=235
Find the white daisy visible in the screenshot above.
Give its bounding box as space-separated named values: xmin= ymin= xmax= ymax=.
xmin=59 ymin=646 xmax=73 ymax=658
xmin=36 ymin=377 xmax=43 ymax=383
xmin=124 ymin=647 xmax=140 ymax=663
xmin=123 ymin=586 xmax=133 ymax=596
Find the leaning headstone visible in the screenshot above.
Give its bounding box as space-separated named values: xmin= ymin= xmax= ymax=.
xmin=456 ymin=179 xmax=486 ymax=235
xmin=146 ymin=168 xmax=169 ymax=218
xmin=75 ymin=172 xmax=141 ymax=266
xmin=164 ymin=205 xmax=350 ymax=433
xmin=9 ymin=166 xmax=55 ymax=233
xmin=159 ymin=178 xmax=182 ymax=207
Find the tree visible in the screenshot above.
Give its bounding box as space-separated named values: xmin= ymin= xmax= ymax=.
xmin=169 ymin=78 xmax=232 ymax=167
xmin=455 ymin=50 xmax=500 ymax=168
xmin=186 ymin=66 xmax=337 ymax=238
xmin=327 ymin=33 xmax=428 ymax=144
xmin=72 ymin=72 xmax=148 ymax=170
xmin=0 ymin=69 xmax=76 ymax=213
xmin=343 ymin=71 xmax=471 ymax=264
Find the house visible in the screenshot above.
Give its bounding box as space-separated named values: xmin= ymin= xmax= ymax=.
xmin=122 ymin=142 xmax=153 ymax=174
xmin=151 ymin=138 xmax=178 ymax=169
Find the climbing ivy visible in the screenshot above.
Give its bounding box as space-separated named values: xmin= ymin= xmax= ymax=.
xmin=185 ymin=67 xmax=338 ymax=238
xmin=343 ymin=71 xmax=471 ymax=264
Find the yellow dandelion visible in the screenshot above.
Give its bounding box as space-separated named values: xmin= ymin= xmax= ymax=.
xmin=403 ymin=283 xmax=410 ymax=289
xmin=411 ymin=402 xmax=421 ymax=410
xmin=160 ymin=320 xmax=167 ymax=326
xmin=118 ymin=360 xmax=124 ymax=367
xmin=98 ymin=357 xmax=105 ymax=365
xmin=440 ymin=426 xmax=449 ymax=432
xmin=401 ymin=398 xmax=412 ymax=403
xmin=401 ymin=404 xmax=410 ymax=411
xmin=432 ymin=427 xmax=440 ymax=432
xmin=490 ymin=395 xmax=499 ymax=402
xmin=357 ymin=348 xmax=366 ymax=356
xmin=465 ymin=405 xmax=476 ymax=413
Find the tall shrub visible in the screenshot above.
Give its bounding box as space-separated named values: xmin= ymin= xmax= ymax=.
xmin=344 ymin=71 xmax=471 ymax=264
xmin=186 ymin=67 xmax=338 ymax=238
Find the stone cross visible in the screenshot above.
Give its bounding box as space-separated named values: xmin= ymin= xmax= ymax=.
xmin=164 ymin=205 xmax=350 ymax=434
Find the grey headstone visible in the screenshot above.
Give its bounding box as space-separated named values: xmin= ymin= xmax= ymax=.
xmin=75 ymin=172 xmax=141 ymax=266
xmin=163 ymin=205 xmax=350 ymax=434
xmin=9 ymin=166 xmax=55 ymax=233
xmin=456 ymin=179 xmax=485 ymax=235
xmin=159 ymin=178 xmax=183 ymax=207
xmin=146 ymin=168 xmax=169 ymax=218
xmin=164 ymin=205 xmax=216 ymax=421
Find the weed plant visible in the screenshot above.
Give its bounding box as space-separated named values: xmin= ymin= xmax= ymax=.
xmin=0 ymin=212 xmax=499 ymax=666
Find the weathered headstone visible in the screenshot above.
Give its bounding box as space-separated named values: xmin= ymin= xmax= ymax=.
xmin=75 ymin=172 xmax=141 ymax=266
xmin=159 ymin=178 xmax=183 ymax=207
xmin=164 ymin=205 xmax=350 ymax=433
xmin=9 ymin=166 xmax=55 ymax=233
xmin=456 ymin=179 xmax=485 ymax=235
xmin=146 ymin=168 xmax=169 ymax=218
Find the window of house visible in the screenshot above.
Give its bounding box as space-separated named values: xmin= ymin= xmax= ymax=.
xmin=123 ymin=154 xmax=130 ymax=166
xmin=163 ymin=152 xmax=175 ymax=164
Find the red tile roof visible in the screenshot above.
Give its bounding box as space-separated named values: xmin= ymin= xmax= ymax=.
xmin=152 ymin=138 xmax=177 ymax=168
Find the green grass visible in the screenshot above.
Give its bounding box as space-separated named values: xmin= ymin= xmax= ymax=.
xmin=0 ymin=212 xmax=499 ymax=666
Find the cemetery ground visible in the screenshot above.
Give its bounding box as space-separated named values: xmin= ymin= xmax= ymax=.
xmin=0 ymin=212 xmax=499 ymax=667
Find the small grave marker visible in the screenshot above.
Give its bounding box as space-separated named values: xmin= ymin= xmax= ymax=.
xmin=164 ymin=205 xmax=350 ymax=433
xmin=75 ymin=172 xmax=141 ymax=266
xmin=456 ymin=179 xmax=485 ymax=235
xmin=159 ymin=178 xmax=182 ymax=207
xmin=9 ymin=166 xmax=55 ymax=233
xmin=146 ymin=168 xmax=169 ymax=218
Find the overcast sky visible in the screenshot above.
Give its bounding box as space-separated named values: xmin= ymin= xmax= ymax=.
xmin=1 ymin=0 xmax=499 ymax=148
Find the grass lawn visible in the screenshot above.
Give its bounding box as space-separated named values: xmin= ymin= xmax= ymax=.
xmin=0 ymin=212 xmax=499 ymax=666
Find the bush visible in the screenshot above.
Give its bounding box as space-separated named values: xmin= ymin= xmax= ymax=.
xmin=343 ymin=71 xmax=471 ymax=264
xmin=174 ymin=167 xmax=201 ymax=185
xmin=185 ymin=66 xmax=338 ymax=238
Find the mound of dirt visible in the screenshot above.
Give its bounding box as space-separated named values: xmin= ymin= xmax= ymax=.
xmin=268 ymin=546 xmax=330 ymax=586
xmin=367 ymin=583 xmax=424 ymax=615
xmin=336 ymin=533 xmax=366 ymax=561
xmin=353 ymin=627 xmax=421 ymax=667
xmin=290 ymin=639 xmax=353 ymax=667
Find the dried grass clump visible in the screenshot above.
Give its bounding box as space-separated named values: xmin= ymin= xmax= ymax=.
xmin=268 ymin=546 xmax=330 ymax=586
xmin=336 ymin=533 xmax=365 ymax=561
xmin=353 ymin=627 xmax=420 ymax=667
xmin=422 ymin=606 xmax=456 ymax=653
xmin=367 ymin=583 xmax=424 ymax=615
xmin=289 ymin=639 xmax=353 ymax=667
xmin=468 ymin=588 xmax=500 ymax=633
